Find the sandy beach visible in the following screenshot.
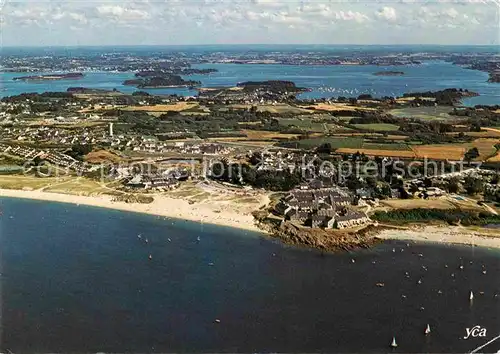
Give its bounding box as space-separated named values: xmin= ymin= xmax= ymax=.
xmin=376 ymin=225 xmax=500 ymax=250
xmin=0 ymin=188 xmax=264 ymax=233
xmin=2 ymin=188 xmax=500 ymax=250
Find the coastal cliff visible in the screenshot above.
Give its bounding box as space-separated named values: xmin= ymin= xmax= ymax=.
xmin=257 ymin=219 xmax=381 ymax=252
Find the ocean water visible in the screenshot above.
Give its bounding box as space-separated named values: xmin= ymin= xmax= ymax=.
xmin=1 ymin=61 xmax=498 ymax=106
xmin=1 ymin=197 xmax=500 ymax=353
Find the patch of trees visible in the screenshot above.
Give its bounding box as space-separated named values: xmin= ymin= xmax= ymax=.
xmin=132 ymin=91 xmax=150 ymax=96
xmin=463 ymin=176 xmax=484 ymax=195
xmin=402 ymin=88 xmax=478 ymax=105
xmin=210 ymin=159 xmax=302 ymax=191
xmin=236 ymin=80 xmax=305 ymax=92
xmin=65 ymin=143 xmax=93 ymax=161
xmin=464 ymin=147 xmax=480 ymax=162
xmin=450 ymin=107 xmax=500 ymax=127
xmin=349 ymin=114 xmax=399 ymax=125
xmin=407 ymin=133 xmax=473 ymax=145
xmin=118 ymin=112 xmax=160 ymax=133
xmin=1 ymin=91 xmax=74 ymax=103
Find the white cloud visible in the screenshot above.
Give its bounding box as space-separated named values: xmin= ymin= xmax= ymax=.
xmin=0 ymin=0 xmax=497 ymax=45
xmin=95 ymin=5 xmax=150 ymax=22
xmin=376 ymin=7 xmax=397 ymax=21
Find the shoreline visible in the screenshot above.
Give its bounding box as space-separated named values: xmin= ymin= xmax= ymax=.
xmin=0 ymin=188 xmax=263 ymax=233
xmin=375 ymin=225 xmax=500 ymax=250
xmin=2 ymin=188 xmax=500 ymax=251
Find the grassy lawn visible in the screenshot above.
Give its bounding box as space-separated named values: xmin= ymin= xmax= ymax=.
xmin=0 ymin=175 xmax=68 ymax=190
xmin=43 ymin=177 xmax=111 ymax=196
xmin=354 ymin=123 xmax=400 ymax=131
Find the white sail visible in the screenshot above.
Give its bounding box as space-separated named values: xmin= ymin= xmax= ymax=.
xmin=425 ymin=324 xmax=431 ymax=334
xmin=391 ymin=337 xmax=398 ymax=348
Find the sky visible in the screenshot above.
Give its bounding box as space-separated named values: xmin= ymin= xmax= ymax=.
xmin=0 ymin=0 xmax=499 ymax=46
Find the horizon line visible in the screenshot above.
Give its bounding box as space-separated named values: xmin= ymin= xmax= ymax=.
xmin=1 ymin=43 xmax=499 ymax=49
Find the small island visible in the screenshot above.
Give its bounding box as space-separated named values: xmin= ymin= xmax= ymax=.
xmin=123 ymin=75 xmax=201 ymax=89
xmin=488 ymin=71 xmax=500 ymax=83
xmin=236 ymin=80 xmax=308 ymax=93
xmin=373 ymin=71 xmax=405 ymax=76
xmin=13 ymin=73 xmax=84 ymax=81
xmin=135 ymin=68 xmax=217 ymax=77
xmin=67 ymin=87 xmax=120 ymax=94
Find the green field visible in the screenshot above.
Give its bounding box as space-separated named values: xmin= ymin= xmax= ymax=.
xmin=353 ymin=123 xmax=400 ymax=131
xmin=362 ymin=142 xmax=411 ymax=151
xmin=292 ymin=137 xmax=364 ymax=149
xmin=278 ymin=118 xmax=327 ymax=132
xmin=336 ymin=116 xmax=359 ymax=122
xmin=389 ymin=106 xmax=463 ymax=121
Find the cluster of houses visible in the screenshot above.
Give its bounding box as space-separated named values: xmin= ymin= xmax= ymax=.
xmin=40 ymin=151 xmax=89 ymax=174
xmin=275 ymin=184 xmax=371 ymax=230
xmin=126 ymin=174 xmax=180 ymax=191
xmin=0 ymin=122 xmax=234 ymax=159
xmin=0 ymin=126 xmax=109 ymax=146
xmin=130 ymin=140 xmax=232 ymax=155
xmin=254 ymin=150 xmax=299 ymax=172
xmin=0 ymin=143 xmax=91 ymax=174
xmin=0 ymin=144 xmax=40 ymax=160
xmin=125 ymin=170 xmax=188 ymax=191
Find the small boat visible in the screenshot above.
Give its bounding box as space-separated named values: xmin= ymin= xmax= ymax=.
xmin=145 ymin=238 xmax=149 ymax=244
xmin=196 ymin=236 xmax=201 ymax=242
xmin=470 ymin=291 xmax=474 ymax=301
xmin=390 ymin=337 xmax=398 ymax=348
xmin=214 ymin=319 xmax=221 ymax=323
xmin=137 ymin=234 xmax=142 ymax=239
xmin=148 ymin=254 xmax=152 ymax=260
xmin=425 ymin=324 xmax=431 ymax=335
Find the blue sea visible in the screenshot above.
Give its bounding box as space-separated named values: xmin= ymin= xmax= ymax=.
xmin=1 ymin=197 xmax=499 ymax=353
xmin=0 ymin=45 xmax=499 ymax=106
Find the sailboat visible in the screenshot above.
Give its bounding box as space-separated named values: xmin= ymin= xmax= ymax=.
xmin=470 ymin=291 xmax=474 ymax=301
xmin=390 ymin=337 xmax=398 ymax=348
xmin=425 ymin=324 xmax=431 ymax=335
